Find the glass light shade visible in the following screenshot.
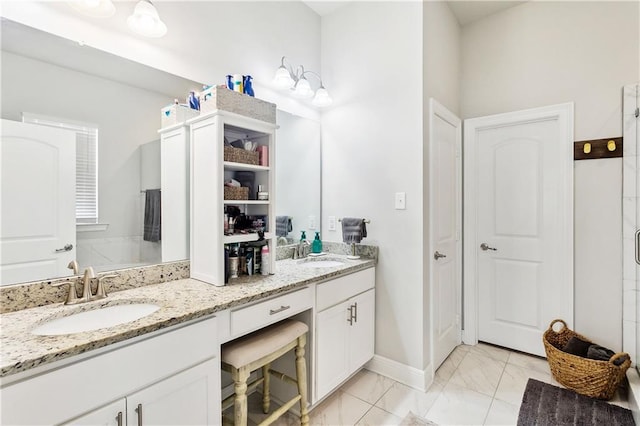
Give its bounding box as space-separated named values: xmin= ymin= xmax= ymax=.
xmin=127 ymin=0 xmax=167 ymax=38
xmin=67 ymin=0 xmax=116 ymax=18
xmin=312 ymin=87 xmax=333 ymax=107
xmin=292 ymin=77 xmax=314 ymax=99
xmin=273 ymin=66 xmax=295 ymax=89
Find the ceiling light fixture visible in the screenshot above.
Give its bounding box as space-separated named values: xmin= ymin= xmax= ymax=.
xmin=67 ymin=0 xmax=116 ymax=18
xmin=127 ymin=0 xmax=168 ymax=38
xmin=273 ymin=57 xmax=332 ymax=107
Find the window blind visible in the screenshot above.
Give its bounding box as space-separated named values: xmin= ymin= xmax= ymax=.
xmin=21 ymin=113 xmax=99 ymax=224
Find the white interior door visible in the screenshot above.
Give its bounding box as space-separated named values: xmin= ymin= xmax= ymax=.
xmin=463 ymin=104 xmax=573 ymax=356
xmin=429 ymin=99 xmax=462 ymax=371
xmin=1 ymin=119 xmax=76 ymax=285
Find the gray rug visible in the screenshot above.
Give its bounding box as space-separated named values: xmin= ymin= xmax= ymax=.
xmin=399 ymin=412 xmax=438 ymax=426
xmin=517 ymin=379 xmax=634 ymax=425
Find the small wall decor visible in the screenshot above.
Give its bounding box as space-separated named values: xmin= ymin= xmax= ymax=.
xmin=574 ymin=137 xmax=622 ymax=160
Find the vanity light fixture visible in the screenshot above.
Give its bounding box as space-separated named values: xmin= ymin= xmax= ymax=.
xmin=273 ymin=57 xmax=333 ymax=107
xmin=67 ymin=0 xmax=116 ymax=18
xmin=127 ymin=0 xmax=167 ymax=38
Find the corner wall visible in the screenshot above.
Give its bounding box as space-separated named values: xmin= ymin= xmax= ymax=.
xmin=461 ymin=1 xmax=639 ymax=350
xmin=320 ymin=1 xmax=426 ymax=373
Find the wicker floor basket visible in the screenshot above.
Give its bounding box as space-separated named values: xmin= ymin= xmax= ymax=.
xmin=543 ymin=319 xmax=630 ymax=400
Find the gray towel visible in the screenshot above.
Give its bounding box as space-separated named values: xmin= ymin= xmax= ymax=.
xmin=143 ymin=189 xmax=161 ymax=242
xmin=342 ymin=217 xmax=367 ymax=244
xmin=276 ymin=216 xmax=292 ymax=237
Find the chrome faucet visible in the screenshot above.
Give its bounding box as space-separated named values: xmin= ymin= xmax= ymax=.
xmin=296 ymin=239 xmax=310 ymax=259
xmin=81 ymin=267 xmax=96 ymax=302
xmin=53 ymin=267 xmax=117 ymax=305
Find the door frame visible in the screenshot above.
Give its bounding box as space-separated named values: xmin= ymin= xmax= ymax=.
xmin=428 ymin=98 xmax=462 ymax=369
xmin=462 ymin=103 xmax=574 ymax=345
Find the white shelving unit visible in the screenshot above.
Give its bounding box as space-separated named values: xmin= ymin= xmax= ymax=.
xmin=188 ymin=108 xmax=276 ymax=286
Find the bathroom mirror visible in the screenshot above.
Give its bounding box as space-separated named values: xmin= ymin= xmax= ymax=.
xmin=0 ymin=19 xmax=321 ymax=285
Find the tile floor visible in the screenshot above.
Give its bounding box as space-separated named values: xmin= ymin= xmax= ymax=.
xmin=224 ymin=343 xmax=630 ymax=425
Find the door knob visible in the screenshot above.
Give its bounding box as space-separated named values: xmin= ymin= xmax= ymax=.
xmin=434 ymin=251 xmax=447 ymax=260
xmin=480 ymin=243 xmax=497 ymax=251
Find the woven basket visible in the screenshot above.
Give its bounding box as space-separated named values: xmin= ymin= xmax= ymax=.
xmin=543 ymin=319 xmax=630 ymax=400
xmin=224 ymin=146 xmax=258 ymax=165
xmin=224 ymin=186 xmax=249 ymax=200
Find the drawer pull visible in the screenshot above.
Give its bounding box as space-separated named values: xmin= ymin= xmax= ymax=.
xmin=353 ymin=302 xmax=358 ymax=323
xmin=347 ymin=305 xmax=353 ymax=325
xmin=116 ymin=412 xmax=123 ymax=426
xmin=269 ymin=305 xmax=291 ymax=315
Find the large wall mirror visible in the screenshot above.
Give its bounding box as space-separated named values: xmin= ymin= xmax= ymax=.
xmin=0 ymin=19 xmax=321 ymax=286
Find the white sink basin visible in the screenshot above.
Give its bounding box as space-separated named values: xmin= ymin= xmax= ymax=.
xmin=300 ymin=260 xmax=345 ymax=268
xmin=32 ymin=303 xmax=160 ymax=336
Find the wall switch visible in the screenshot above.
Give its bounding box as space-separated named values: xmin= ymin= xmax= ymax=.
xmin=328 ymin=216 xmax=336 ymax=231
xmin=395 ymin=192 xmax=406 ymax=210
xmin=308 ymin=215 xmax=316 ymax=230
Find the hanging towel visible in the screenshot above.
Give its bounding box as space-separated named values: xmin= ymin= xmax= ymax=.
xmin=276 ymin=216 xmax=293 ymax=237
xmin=342 ymin=217 xmax=367 ymax=244
xmin=143 ymin=189 xmax=161 ymax=242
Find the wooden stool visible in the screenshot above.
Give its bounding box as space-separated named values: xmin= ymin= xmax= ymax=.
xmin=221 ymin=320 xmax=309 ymax=426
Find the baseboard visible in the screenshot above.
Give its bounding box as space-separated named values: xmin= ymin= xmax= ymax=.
xmin=365 ymin=355 xmax=433 ymax=392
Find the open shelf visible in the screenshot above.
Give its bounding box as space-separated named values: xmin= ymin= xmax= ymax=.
xmin=224 ymin=232 xmax=273 ymax=244
xmin=223 ymin=161 xmax=270 ymax=172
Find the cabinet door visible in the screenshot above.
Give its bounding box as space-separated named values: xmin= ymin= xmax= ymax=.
xmin=349 ymin=289 xmax=376 ymax=370
xmin=127 ymin=358 xmax=220 ymax=426
xmin=315 ymin=301 xmax=350 ymax=401
xmin=63 ymin=399 xmax=125 ymax=426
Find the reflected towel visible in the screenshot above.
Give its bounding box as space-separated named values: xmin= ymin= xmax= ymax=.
xmin=341 ymin=217 xmax=367 ymax=244
xmin=144 ymin=189 xmax=161 ymax=242
xmin=276 ymin=216 xmax=292 ymax=237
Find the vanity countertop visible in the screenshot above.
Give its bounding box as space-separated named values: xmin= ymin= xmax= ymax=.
xmin=0 ymin=256 xmax=375 ymax=378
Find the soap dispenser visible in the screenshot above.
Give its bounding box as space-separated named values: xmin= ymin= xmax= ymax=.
xmin=312 ymin=232 xmax=322 ymax=254
xmin=300 ymin=231 xmax=307 ymax=242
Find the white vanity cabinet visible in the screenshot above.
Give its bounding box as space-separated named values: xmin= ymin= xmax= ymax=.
xmin=314 ymin=268 xmax=376 ymax=401
xmin=189 ymin=110 xmax=276 ymax=286
xmin=1 ymin=316 xmax=220 ymax=426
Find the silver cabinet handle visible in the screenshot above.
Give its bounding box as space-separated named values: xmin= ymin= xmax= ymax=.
xmin=347 ymin=305 xmax=353 ymax=325
xmin=480 ymin=243 xmax=497 ymax=251
xmin=434 ymin=251 xmax=447 ymax=260
xmin=135 ymin=404 xmax=143 ymax=426
xmin=352 ymin=302 xmax=358 ymax=323
xmin=116 ymin=412 xmax=123 ymax=426
xmin=636 ymin=230 xmax=640 ymax=266
xmin=55 ymin=244 xmax=73 ymax=253
xmin=269 ymin=305 xmax=290 ymax=315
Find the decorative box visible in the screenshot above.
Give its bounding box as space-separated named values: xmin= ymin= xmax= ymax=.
xmin=224 ymin=146 xmax=259 ymax=165
xmin=224 ymin=186 xmax=249 ymax=200
xmin=200 ymin=85 xmax=276 ymax=124
xmin=160 ymin=104 xmax=199 ymax=128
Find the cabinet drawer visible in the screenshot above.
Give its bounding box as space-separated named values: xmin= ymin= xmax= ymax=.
xmin=230 ymin=287 xmax=312 ymax=337
xmin=316 ymin=268 xmax=375 ymax=311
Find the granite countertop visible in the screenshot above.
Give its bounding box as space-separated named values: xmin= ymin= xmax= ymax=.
xmin=0 ymin=255 xmax=374 ymax=378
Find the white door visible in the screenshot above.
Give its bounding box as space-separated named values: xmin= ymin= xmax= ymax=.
xmin=429 ymin=99 xmax=462 ymax=371
xmin=464 ymin=103 xmax=574 ymax=356
xmin=0 ymin=119 xmax=76 ymax=285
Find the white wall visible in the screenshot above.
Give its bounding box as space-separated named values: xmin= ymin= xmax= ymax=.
xmin=1 ymin=1 xmax=321 ymax=121
xmin=321 ymin=1 xmax=425 ymax=371
xmin=422 ymin=1 xmax=461 ymax=371
xmin=461 ymin=1 xmax=639 ymax=350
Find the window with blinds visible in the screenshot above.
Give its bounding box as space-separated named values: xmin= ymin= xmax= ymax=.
xmin=22 ymin=113 xmax=99 ymax=224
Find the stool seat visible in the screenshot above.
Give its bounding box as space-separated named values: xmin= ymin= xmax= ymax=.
xmin=221 ymin=319 xmax=309 ymax=425
xmin=222 ymin=320 xmax=308 ymax=368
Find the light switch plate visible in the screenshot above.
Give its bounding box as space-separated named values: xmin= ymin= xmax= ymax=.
xmin=328 ymin=216 xmax=336 ymax=231
xmin=308 ymin=215 xmax=316 ymax=230
xmin=395 ymin=192 xmax=406 ymax=210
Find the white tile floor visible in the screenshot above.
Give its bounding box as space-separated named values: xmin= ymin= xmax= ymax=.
xmin=224 ymin=342 xmax=630 ymax=425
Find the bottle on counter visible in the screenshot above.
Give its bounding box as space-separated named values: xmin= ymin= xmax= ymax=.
xmin=260 ymin=244 xmax=270 ymax=276
xmin=312 ymin=232 xmax=322 ymax=254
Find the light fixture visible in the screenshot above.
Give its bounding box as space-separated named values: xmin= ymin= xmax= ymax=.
xmin=67 ymin=0 xmax=116 ymax=18
xmin=127 ymin=0 xmax=167 ymax=38
xmin=273 ymin=57 xmax=332 ymax=107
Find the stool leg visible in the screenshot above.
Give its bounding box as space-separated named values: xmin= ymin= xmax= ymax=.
xmin=232 ymin=366 xmax=250 ymax=426
xmin=262 ymin=363 xmax=271 ymax=414
xmin=295 ymin=334 xmax=309 ymax=426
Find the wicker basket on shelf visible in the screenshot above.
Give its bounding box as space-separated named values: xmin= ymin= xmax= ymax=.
xmin=543 ymin=319 xmax=630 ymax=400
xmin=224 ymin=146 xmax=258 ymax=165
xmin=224 ymin=186 xmax=249 ymax=200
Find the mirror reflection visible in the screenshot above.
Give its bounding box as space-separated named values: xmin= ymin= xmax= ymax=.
xmin=0 ymin=20 xmax=321 ymax=286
